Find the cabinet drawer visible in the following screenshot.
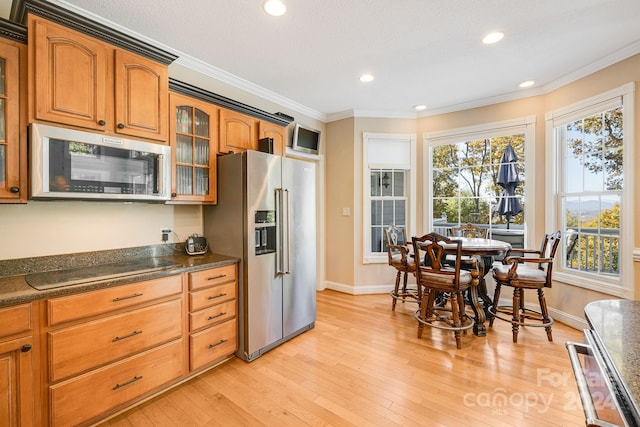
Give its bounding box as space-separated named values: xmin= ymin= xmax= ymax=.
xmin=189 ymin=282 xmax=236 ymax=311
xmin=190 ymin=319 xmax=237 ymax=371
xmin=48 ymin=274 xmax=182 ymax=325
xmin=49 ymin=298 xmax=182 ymax=382
xmin=0 ymin=303 xmax=31 ymax=337
xmin=50 ymin=339 xmax=184 ymax=427
xmin=189 ymin=264 xmax=236 ymax=291
xmin=190 ymin=300 xmax=236 ymax=332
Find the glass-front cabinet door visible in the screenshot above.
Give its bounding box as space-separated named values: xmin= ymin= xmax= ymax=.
xmin=168 ymin=93 xmax=218 ymax=204
xmin=0 ymin=37 xmax=25 ymax=203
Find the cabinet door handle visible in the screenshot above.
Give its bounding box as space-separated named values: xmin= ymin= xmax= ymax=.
xmin=9 ymin=187 xmax=19 ymax=193
xmin=98 ymin=119 xmax=106 ymax=126
xmin=208 ymin=339 xmax=227 ymax=349
xmin=207 ymin=274 xmax=227 ymax=281
xmin=21 ymin=344 xmax=32 ymax=353
xmin=112 ymin=330 xmax=142 ymax=342
xmin=207 ymin=312 xmax=227 ymax=321
xmin=117 ymin=123 xmax=125 ymax=129
xmin=112 ymin=293 xmax=143 ymax=302
xmin=113 ymin=375 xmax=143 ymax=390
xmin=208 ymin=293 xmax=227 ymax=300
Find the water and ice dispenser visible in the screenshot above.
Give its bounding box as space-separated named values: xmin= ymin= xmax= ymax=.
xmin=254 ymin=210 xmax=276 ymax=255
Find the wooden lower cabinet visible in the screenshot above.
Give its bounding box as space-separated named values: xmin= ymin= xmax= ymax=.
xmin=36 ymin=266 xmax=239 ymax=426
xmin=0 ymin=303 xmax=34 ymax=426
xmin=188 ymin=265 xmax=238 ymax=372
xmin=48 ymin=298 xmax=182 ymax=381
xmin=44 ymin=275 xmax=185 ymax=426
xmin=0 ymin=336 xmax=34 ymax=426
xmin=190 ymin=320 xmax=236 ymax=371
xmin=49 ymin=340 xmax=183 ymax=427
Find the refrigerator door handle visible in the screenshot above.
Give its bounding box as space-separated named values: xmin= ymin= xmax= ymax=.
xmin=275 ymin=187 xmax=285 ymax=275
xmin=284 ymin=188 xmax=291 ymax=274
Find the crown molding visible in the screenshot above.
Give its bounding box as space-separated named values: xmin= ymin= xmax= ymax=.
xmin=25 ymin=0 xmax=177 ymax=65
xmin=169 ymin=78 xmax=292 ymax=126
xmin=542 ymin=39 xmax=640 ymax=94
xmin=173 ymin=55 xmax=326 ymax=123
xmin=0 ymin=16 xmax=26 ymax=44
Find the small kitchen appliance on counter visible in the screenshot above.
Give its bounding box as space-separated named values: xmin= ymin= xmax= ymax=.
xmin=185 ymin=235 xmax=208 ymax=255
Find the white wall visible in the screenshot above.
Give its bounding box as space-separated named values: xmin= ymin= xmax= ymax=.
xmin=0 ymin=202 xmax=202 ymax=260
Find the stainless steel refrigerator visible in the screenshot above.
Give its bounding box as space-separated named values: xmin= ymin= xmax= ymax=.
xmin=203 ymin=150 xmax=316 ymax=362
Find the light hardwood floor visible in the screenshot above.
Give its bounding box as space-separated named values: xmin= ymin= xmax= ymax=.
xmin=100 ymin=290 xmax=586 ymax=427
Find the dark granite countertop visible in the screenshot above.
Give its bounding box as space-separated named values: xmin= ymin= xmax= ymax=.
xmin=584 ymin=299 xmax=640 ymax=416
xmin=0 ymin=244 xmax=239 ymax=307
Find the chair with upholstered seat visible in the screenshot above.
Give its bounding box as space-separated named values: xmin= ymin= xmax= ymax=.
xmin=489 ymin=231 xmax=561 ymax=343
xmin=412 ymin=232 xmax=474 ymax=349
xmin=384 ymin=226 xmax=419 ymax=311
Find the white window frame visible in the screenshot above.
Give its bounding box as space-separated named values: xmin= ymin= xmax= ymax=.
xmin=545 ymin=83 xmax=635 ymax=298
xmin=363 ymin=132 xmax=417 ymax=264
xmin=423 ymin=116 xmax=536 ymax=246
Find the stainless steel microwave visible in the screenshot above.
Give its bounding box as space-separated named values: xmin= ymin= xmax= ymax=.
xmin=30 ymin=123 xmax=171 ymax=201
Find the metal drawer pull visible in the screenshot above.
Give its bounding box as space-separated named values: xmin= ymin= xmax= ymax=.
xmin=207 ymin=312 xmax=227 ymax=321
xmin=208 ymin=293 xmax=227 ymax=300
xmin=566 ymin=341 xmax=613 ymax=427
xmin=207 ymin=274 xmax=227 ymax=280
xmin=209 ymin=339 xmax=228 ymax=349
xmin=113 ymin=375 xmax=143 ymax=390
xmin=112 ymin=293 xmax=143 ymax=302
xmin=112 ymin=330 xmax=143 ymax=342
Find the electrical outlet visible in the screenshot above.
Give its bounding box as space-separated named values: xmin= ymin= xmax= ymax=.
xmin=161 ymin=228 xmax=171 ymax=242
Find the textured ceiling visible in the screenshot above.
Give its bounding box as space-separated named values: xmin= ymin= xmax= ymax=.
xmin=49 ymin=0 xmax=640 ymax=121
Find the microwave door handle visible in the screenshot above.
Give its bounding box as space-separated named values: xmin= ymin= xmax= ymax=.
xmin=155 ymin=156 xmax=162 ymax=195
xmin=275 ymin=188 xmax=285 ymax=274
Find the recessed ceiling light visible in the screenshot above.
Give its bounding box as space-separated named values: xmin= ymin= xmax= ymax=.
xmin=414 ymin=105 xmax=427 ymax=111
xmin=519 ymin=80 xmax=535 ymax=88
xmin=263 ymin=0 xmax=286 ymax=16
xmin=359 ymin=74 xmax=374 ymax=83
xmin=482 ymin=32 xmax=504 ymax=44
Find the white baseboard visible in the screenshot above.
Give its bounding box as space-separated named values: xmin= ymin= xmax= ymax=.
xmin=323 ymin=281 xmax=393 ymax=295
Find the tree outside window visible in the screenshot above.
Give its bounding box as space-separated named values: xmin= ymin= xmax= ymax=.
xmin=431 ymin=135 xmax=525 ymax=238
xmin=561 ymin=106 xmax=622 ymax=277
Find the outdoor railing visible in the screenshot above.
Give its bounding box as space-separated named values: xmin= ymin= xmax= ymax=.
xmin=565 ymin=228 xmax=620 ymax=275
xmin=431 ymin=222 xmax=620 ymax=275
xmin=431 ymin=221 xmax=525 ymax=249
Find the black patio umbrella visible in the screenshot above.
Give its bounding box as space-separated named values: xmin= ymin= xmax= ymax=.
xmin=496 ymin=144 xmax=522 ymax=229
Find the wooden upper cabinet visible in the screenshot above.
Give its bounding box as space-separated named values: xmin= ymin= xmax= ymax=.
xmin=169 ymin=92 xmax=218 ymax=204
xmin=29 ymin=16 xmax=168 ymax=143
xmin=31 ymin=17 xmax=108 ymax=131
xmin=218 ymin=108 xmax=258 ymax=153
xmin=259 ymin=121 xmax=286 ymax=156
xmin=114 ymin=49 xmax=168 ymax=142
xmin=0 ymin=37 xmax=26 ymax=203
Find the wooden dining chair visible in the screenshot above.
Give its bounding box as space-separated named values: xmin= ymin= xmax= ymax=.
xmin=411 ymin=232 xmax=474 ymax=349
xmin=489 ymin=231 xmax=561 ymax=343
xmin=383 ymin=226 xmax=419 ymax=310
xmin=451 ymin=223 xmax=487 ymax=238
xmin=448 ymin=223 xmax=490 ymax=273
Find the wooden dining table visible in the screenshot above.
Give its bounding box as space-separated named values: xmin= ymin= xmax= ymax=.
xmin=446 ymin=237 xmax=512 ymax=336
